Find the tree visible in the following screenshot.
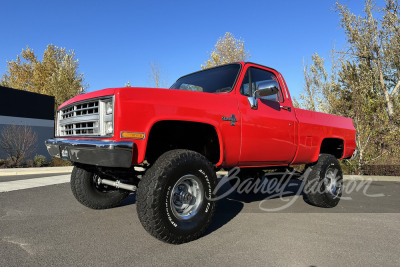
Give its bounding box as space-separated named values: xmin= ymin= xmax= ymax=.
xmin=298 ymin=0 xmax=400 ymax=173
xmin=1 ymin=44 xmax=87 ymax=108
xmin=298 ymin=51 xmax=341 ymax=114
xmin=335 ymin=0 xmax=400 ymax=118
xmin=299 ymin=54 xmax=328 ymax=112
xmin=202 ymin=32 xmax=250 ymax=69
xmin=333 ymin=0 xmax=400 ymax=172
xmin=149 ymin=61 xmax=168 ymax=88
xmin=0 ymin=125 xmax=37 ymax=167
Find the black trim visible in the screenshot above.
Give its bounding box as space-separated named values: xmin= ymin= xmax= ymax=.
xmin=0 ymin=86 xmax=54 ymax=120
xmin=244 ymin=62 xmax=279 ymax=73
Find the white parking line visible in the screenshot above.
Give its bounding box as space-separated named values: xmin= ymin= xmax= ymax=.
xmin=0 ymin=175 xmax=70 ymax=193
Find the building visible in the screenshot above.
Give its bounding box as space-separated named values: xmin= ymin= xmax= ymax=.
xmin=0 ymin=86 xmax=55 ymax=160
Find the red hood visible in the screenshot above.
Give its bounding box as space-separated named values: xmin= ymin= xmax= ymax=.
xmin=58 ymin=87 xmax=180 ymax=110
xmin=58 ymin=88 xmax=116 ymax=109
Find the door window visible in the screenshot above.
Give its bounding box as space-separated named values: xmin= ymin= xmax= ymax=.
xmin=240 ymin=67 xmax=282 ymax=102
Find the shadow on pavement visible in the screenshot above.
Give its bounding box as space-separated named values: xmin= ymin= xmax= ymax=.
xmin=120 ymin=193 xmax=137 ymax=206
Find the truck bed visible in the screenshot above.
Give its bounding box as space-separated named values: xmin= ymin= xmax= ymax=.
xmin=291 ymin=108 xmax=356 ymax=164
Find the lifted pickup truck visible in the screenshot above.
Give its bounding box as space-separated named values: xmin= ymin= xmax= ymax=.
xmin=46 ymin=62 xmax=356 ymax=244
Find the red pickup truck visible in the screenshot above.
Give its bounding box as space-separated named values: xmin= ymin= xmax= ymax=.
xmin=46 ymin=62 xmax=356 ymax=243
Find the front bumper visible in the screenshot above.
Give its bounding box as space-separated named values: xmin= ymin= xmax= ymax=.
xmin=45 ymin=138 xmax=134 ymax=168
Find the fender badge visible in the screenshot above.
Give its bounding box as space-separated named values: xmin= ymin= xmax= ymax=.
xmin=222 ymin=114 xmax=237 ymax=126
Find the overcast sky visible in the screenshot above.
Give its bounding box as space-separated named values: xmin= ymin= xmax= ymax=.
xmin=0 ymin=0 xmax=371 ymax=98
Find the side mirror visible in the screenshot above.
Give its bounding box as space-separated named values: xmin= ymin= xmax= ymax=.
xmin=256 ymin=81 xmax=279 ymax=97
xmin=248 ymin=80 xmax=279 ymax=109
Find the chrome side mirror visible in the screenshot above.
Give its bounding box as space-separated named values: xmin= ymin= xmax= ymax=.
xmin=247 ymin=80 xmax=279 ymax=110
xmin=257 ymin=81 xmax=279 ymax=97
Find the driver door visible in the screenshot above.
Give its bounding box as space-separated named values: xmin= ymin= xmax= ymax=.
xmin=238 ymin=66 xmax=297 ymax=165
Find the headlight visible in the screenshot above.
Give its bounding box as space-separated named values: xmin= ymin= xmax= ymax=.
xmin=101 ymin=97 xmax=114 ymax=136
xmin=106 ymin=121 xmax=113 ymax=134
xmin=106 ymin=101 xmax=113 ymax=115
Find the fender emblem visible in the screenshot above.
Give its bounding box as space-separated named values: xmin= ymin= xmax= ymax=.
xmin=222 ymin=114 xmax=237 ymax=126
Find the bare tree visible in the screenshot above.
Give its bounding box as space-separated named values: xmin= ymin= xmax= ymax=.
xmin=0 ymin=125 xmax=38 ymax=166
xmin=149 ymin=61 xmax=167 ymax=88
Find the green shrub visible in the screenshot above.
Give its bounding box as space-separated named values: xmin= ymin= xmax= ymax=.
xmin=49 ymin=157 xmax=72 ymax=167
xmin=26 ymin=159 xmax=34 ymax=168
xmin=33 ymin=155 xmax=47 ymax=167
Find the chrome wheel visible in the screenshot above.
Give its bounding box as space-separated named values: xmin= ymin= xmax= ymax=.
xmin=324 ymin=168 xmax=342 ymax=198
xmin=170 ymin=174 xmax=204 ymax=220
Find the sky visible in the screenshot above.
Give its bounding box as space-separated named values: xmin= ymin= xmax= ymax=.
xmin=0 ymin=0 xmax=371 ymax=99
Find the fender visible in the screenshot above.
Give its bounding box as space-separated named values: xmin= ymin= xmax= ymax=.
xmin=140 ymin=117 xmax=225 ymax=166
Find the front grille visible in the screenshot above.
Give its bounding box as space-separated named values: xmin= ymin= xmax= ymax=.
xmin=62 ymin=122 xmax=98 ymax=136
xmin=61 ymin=101 xmax=99 ymax=119
xmin=57 ymin=97 xmax=113 ymax=137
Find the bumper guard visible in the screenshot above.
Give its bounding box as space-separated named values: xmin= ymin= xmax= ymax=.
xmin=45 ymin=138 xmax=134 ymax=168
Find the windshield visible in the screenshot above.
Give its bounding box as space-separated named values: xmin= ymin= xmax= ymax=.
xmin=170 ymin=64 xmax=241 ymax=93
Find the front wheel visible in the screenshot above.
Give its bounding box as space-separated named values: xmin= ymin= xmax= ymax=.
xmin=136 ymin=149 xmax=217 ymax=244
xmin=70 ymin=166 xmax=130 ymax=209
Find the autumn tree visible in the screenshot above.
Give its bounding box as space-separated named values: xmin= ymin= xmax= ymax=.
xmin=202 ymin=32 xmax=250 ymax=69
xmin=1 ymin=44 xmax=87 ymax=108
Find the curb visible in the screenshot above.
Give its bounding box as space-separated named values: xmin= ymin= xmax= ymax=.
xmin=0 ymin=166 xmax=74 ymax=176
xmin=343 ymin=175 xmax=400 ymax=182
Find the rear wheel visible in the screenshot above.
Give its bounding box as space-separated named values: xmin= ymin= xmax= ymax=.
xmin=136 ymin=149 xmax=217 ymax=244
xmin=303 ymin=154 xmax=343 ymax=208
xmin=70 ymin=166 xmax=130 ymax=209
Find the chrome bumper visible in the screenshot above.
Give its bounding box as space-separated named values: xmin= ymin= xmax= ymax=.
xmin=45 ymin=138 xmax=134 ymax=168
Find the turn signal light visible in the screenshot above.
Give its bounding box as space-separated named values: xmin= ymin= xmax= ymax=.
xmin=121 ymin=131 xmax=145 ymax=139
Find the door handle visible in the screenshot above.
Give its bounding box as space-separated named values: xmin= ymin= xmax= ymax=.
xmin=280 ymin=105 xmax=291 ymax=112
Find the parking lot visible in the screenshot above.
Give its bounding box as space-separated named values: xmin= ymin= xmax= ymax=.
xmin=1 ymin=171 xmax=399 ymax=266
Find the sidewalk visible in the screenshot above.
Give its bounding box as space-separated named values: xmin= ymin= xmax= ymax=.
xmin=0 ymin=166 xmax=73 ymax=176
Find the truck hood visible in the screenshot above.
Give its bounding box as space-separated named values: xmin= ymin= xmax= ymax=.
xmin=58 ymin=88 xmax=116 ymax=110
xmin=58 ymin=86 xmax=212 ymax=110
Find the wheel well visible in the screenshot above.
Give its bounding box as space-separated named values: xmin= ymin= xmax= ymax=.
xmin=145 ymin=121 xmax=220 ymax=164
xmin=320 ymin=138 xmax=344 ymax=158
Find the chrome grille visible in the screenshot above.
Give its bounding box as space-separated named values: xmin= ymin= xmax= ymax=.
xmin=63 ymin=122 xmax=99 ymax=136
xmin=57 ymin=97 xmax=113 ymax=137
xmin=61 ymin=101 xmax=99 ymax=119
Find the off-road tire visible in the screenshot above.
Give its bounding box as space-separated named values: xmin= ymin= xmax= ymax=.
xmin=303 ymin=154 xmax=343 ymax=208
xmin=70 ymin=166 xmax=130 ymax=209
xmin=136 ymin=149 xmax=217 ymax=244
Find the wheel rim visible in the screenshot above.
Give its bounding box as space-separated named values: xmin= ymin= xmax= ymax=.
xmin=170 ymin=174 xmax=204 ymax=220
xmin=324 ymin=168 xmax=342 ymax=198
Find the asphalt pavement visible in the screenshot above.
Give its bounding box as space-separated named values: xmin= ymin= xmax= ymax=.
xmin=0 ymin=172 xmax=399 ymax=267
